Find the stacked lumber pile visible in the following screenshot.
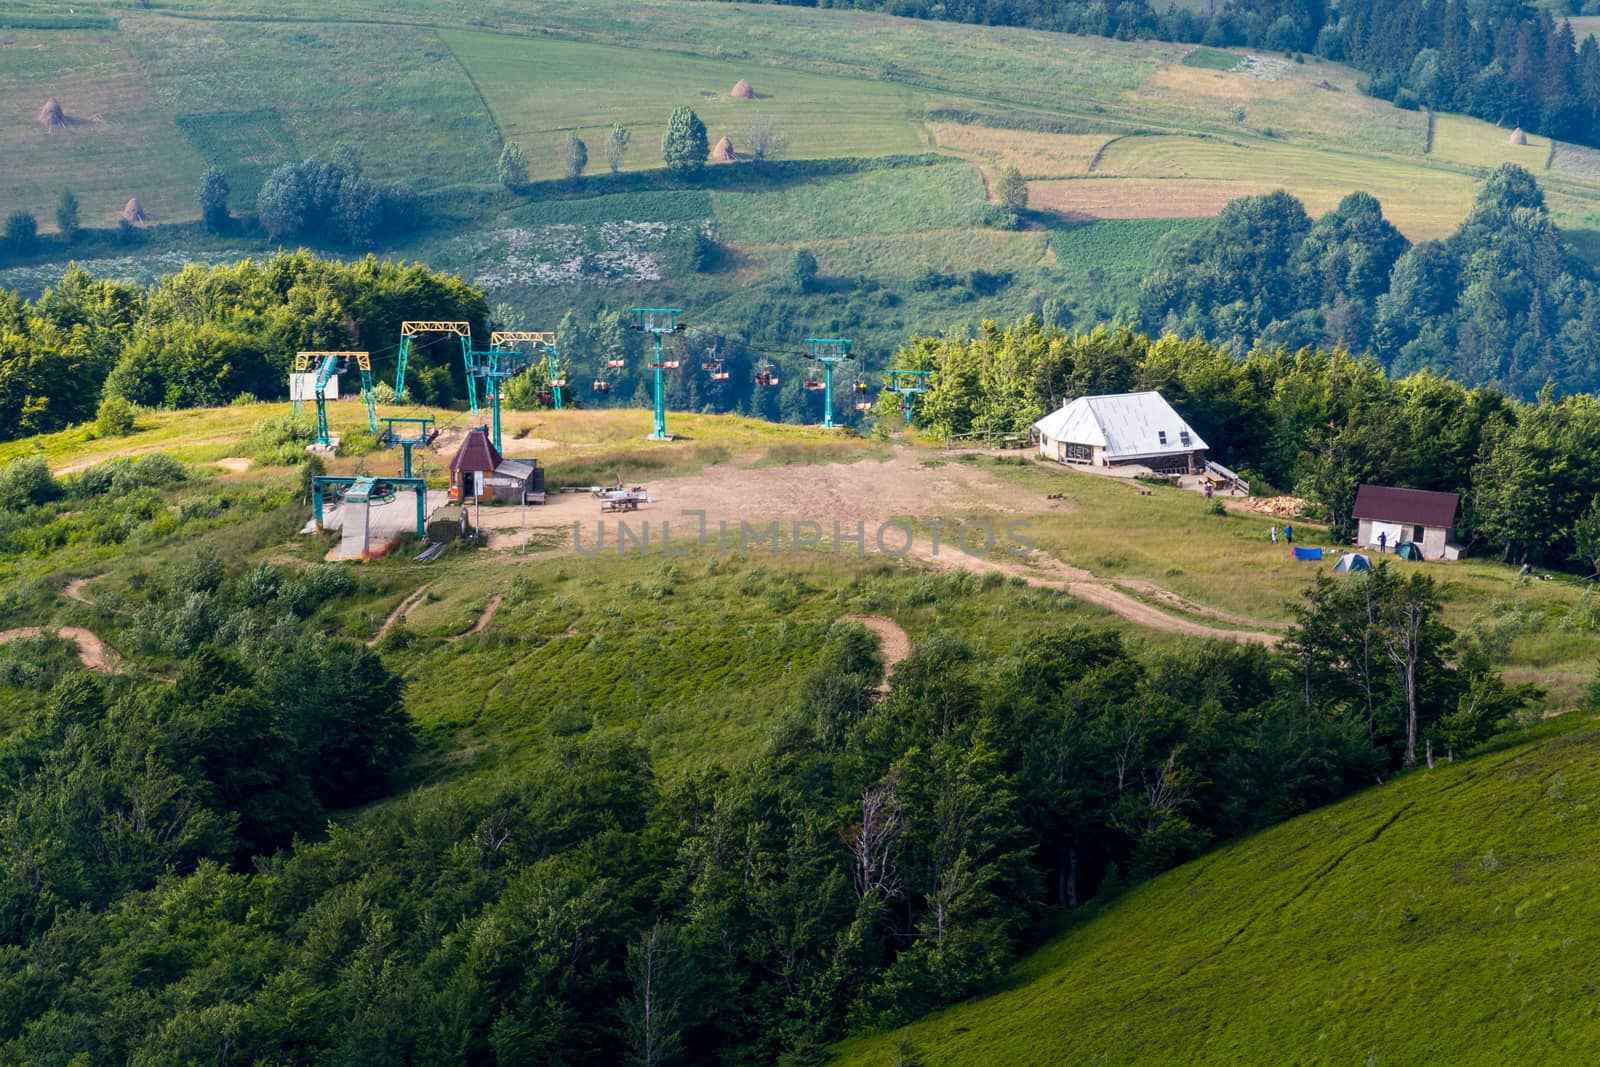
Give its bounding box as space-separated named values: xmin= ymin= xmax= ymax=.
xmin=1245 ymin=495 xmax=1308 ymax=517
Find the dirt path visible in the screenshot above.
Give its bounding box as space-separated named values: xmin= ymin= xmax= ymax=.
xmin=0 ymin=626 xmax=123 ymax=672
xmin=368 ymin=584 xmax=431 ymax=647
xmin=53 ymin=433 xmax=243 ymax=475
xmin=839 ymin=614 xmax=912 ymax=691
xmin=910 ymin=546 xmax=1280 ymax=647
xmin=472 ymin=451 xmax=1283 ymax=646
xmin=457 ymin=594 xmax=503 ymax=639
xmin=62 ymin=574 xmax=105 ymax=606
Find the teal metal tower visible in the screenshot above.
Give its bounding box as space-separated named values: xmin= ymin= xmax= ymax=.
xmin=293 ymin=351 xmax=377 ymax=446
xmin=394 ymin=321 xmax=472 ymax=409
xmin=630 ymin=308 xmax=685 ymax=440
xmin=805 ymin=338 xmax=855 ymax=429
xmin=887 ymin=369 xmax=932 ymax=427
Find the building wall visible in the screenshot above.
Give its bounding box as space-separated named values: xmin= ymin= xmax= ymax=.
xmin=1358 ymin=517 xmax=1453 ymax=560
xmin=1420 ymin=525 xmax=1451 ymax=559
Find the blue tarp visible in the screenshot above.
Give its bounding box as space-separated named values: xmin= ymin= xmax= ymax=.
xmin=1291 ymin=547 xmax=1323 ymax=561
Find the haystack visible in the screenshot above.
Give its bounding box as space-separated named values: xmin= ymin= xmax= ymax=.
xmin=710 ymin=136 xmax=737 ymax=162
xmin=1509 ymin=126 xmax=1528 ymax=146
xmin=121 ymin=198 xmax=147 ymax=223
xmin=38 ymin=96 xmax=64 ymax=131
xmin=730 ymin=79 xmax=755 ymax=100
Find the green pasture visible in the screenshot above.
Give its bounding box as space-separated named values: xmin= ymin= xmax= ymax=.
xmin=117 ymin=15 xmax=499 ymax=199
xmin=836 ymin=714 xmax=1600 ymax=1064
xmin=0 ymin=29 xmax=208 ymax=227
xmin=711 ymin=163 xmax=986 ymax=244
xmin=440 ymin=28 xmax=926 ymax=181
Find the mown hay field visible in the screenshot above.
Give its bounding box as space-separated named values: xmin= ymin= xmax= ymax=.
xmin=440 ymin=29 xmax=926 ymax=181
xmin=1081 ymin=133 xmax=1482 ymax=238
xmin=929 ymin=123 xmax=1113 ymax=178
xmin=0 ymin=30 xmax=207 ymax=227
xmin=116 ymin=15 xmax=500 ymax=201
xmin=1429 ymin=112 xmax=1553 ymax=171
xmin=710 ymin=163 xmax=987 ymax=244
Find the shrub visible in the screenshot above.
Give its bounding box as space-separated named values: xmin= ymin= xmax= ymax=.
xmin=4 ymin=210 xmax=38 ymax=252
xmin=498 ymin=141 xmax=529 ymax=190
xmin=0 ymin=456 xmax=59 ymax=510
xmin=95 ymin=396 xmax=137 ymax=437
xmin=198 ymin=166 xmax=230 ymax=233
xmin=55 ymin=190 xmax=79 ymax=242
xmin=790 ymin=248 xmax=819 ymax=293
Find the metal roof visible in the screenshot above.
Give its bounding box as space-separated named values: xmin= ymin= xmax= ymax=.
xmin=494 ymin=459 xmax=537 ymax=479
xmin=1352 ymin=485 xmax=1459 ymax=528
xmin=1031 ymin=391 xmax=1207 ymax=460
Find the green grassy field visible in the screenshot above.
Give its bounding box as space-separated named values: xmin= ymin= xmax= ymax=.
xmin=834 ymin=712 xmax=1600 ymax=1065
xmin=441 ymin=28 xmax=926 ymax=181
xmin=0 ymin=29 xmax=209 ymax=227
xmin=7 ymin=0 xmax=1600 ymax=342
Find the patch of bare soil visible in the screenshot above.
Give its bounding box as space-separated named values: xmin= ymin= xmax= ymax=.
xmin=0 ymin=626 xmax=124 ymax=672
xmin=470 ymin=450 xmax=1281 ymax=644
xmin=457 ymin=594 xmax=503 ymax=639
xmin=63 ymin=574 xmax=105 ymax=605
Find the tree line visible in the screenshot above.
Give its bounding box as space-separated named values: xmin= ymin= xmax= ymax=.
xmin=0 ymin=539 xmax=1526 ymax=1062
xmin=0 ymin=253 xmax=487 ymax=440
xmin=894 ymin=307 xmax=1600 ymax=566
xmin=712 ymin=0 xmax=1600 ymax=150
xmin=1138 ymin=165 xmax=1600 ymax=399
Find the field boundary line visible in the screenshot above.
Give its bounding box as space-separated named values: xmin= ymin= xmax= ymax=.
xmin=435 ymin=28 xmax=505 ymax=148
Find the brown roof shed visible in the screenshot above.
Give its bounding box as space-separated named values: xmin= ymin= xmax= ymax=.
xmin=449 ymin=427 xmax=502 ymax=477
xmin=1352 ymin=485 xmax=1459 ymax=528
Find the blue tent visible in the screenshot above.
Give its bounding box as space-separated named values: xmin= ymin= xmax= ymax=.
xmin=1291 ymin=546 xmax=1323 ymax=561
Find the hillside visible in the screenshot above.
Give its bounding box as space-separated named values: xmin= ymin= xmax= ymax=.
xmin=834 ymin=713 xmax=1600 ymax=1065
xmin=10 ymin=0 xmax=1600 ymax=368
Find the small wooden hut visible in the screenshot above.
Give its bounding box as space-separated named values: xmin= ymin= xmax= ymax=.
xmin=448 ymin=427 xmax=502 ymax=503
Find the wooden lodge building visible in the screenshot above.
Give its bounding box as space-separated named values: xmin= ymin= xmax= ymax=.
xmin=1032 ymin=391 xmax=1208 ymax=475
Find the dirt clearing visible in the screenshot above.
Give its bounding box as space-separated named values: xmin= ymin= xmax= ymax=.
xmin=474 ymin=450 xmax=1282 ymax=645
xmin=0 ymin=625 xmax=123 ymax=672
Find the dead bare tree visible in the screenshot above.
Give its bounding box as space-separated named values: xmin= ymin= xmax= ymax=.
xmin=846 ymin=777 xmax=904 ymax=903
xmin=744 ymin=115 xmax=788 ymax=164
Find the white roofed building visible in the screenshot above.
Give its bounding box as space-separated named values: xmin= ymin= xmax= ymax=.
xmin=1031 ymin=391 xmax=1208 ymax=474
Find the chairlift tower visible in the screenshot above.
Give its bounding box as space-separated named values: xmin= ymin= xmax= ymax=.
xmin=483 ymin=331 xmax=557 ymax=452
xmin=395 ymin=321 xmax=472 ymax=409
xmin=630 ymin=308 xmax=686 ymax=441
xmin=887 ymin=368 xmax=932 ymax=427
xmin=804 ymin=338 xmax=854 ymax=429
xmin=377 ymin=416 xmax=438 ymax=478
xmin=293 ymin=351 xmax=375 ymax=446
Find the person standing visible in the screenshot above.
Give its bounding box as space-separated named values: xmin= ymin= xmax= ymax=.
xmin=1378 ymin=530 xmax=1388 ymax=554
xmin=1270 ymin=524 xmax=1278 ymax=544
xmin=1284 ymin=524 xmax=1294 ymax=544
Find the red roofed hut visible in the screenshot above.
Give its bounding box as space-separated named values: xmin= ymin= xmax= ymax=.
xmin=449 ymin=426 xmax=502 ymax=502
xmin=1352 ymin=484 xmax=1461 ymax=560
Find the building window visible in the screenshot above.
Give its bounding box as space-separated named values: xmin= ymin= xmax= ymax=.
xmin=1158 ymin=431 xmax=1168 ymax=445
xmin=1414 ymin=525 xmax=1424 ymax=542
xmin=1180 ymin=431 xmax=1191 ymax=446
xmin=1065 ymin=442 xmax=1092 ymax=462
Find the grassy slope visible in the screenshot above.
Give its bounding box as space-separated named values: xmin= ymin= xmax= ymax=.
xmin=835 ymin=714 xmax=1600 ymax=1065
xmin=7 ymin=406 xmax=1595 ymax=707
xmin=8 ymin=0 xmax=1600 ymax=287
